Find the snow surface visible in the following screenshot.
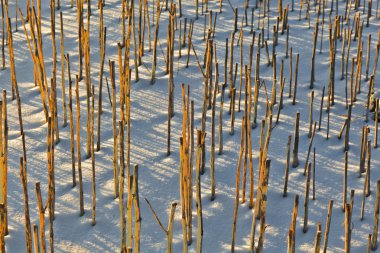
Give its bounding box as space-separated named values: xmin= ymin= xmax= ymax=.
xmin=1 ymin=0 xmax=379 ymax=252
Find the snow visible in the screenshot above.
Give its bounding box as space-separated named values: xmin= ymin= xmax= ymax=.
xmin=0 ymin=0 xmax=379 ymax=252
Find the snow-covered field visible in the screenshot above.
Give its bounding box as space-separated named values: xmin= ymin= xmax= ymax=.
xmin=0 ymin=0 xmax=379 ymax=252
